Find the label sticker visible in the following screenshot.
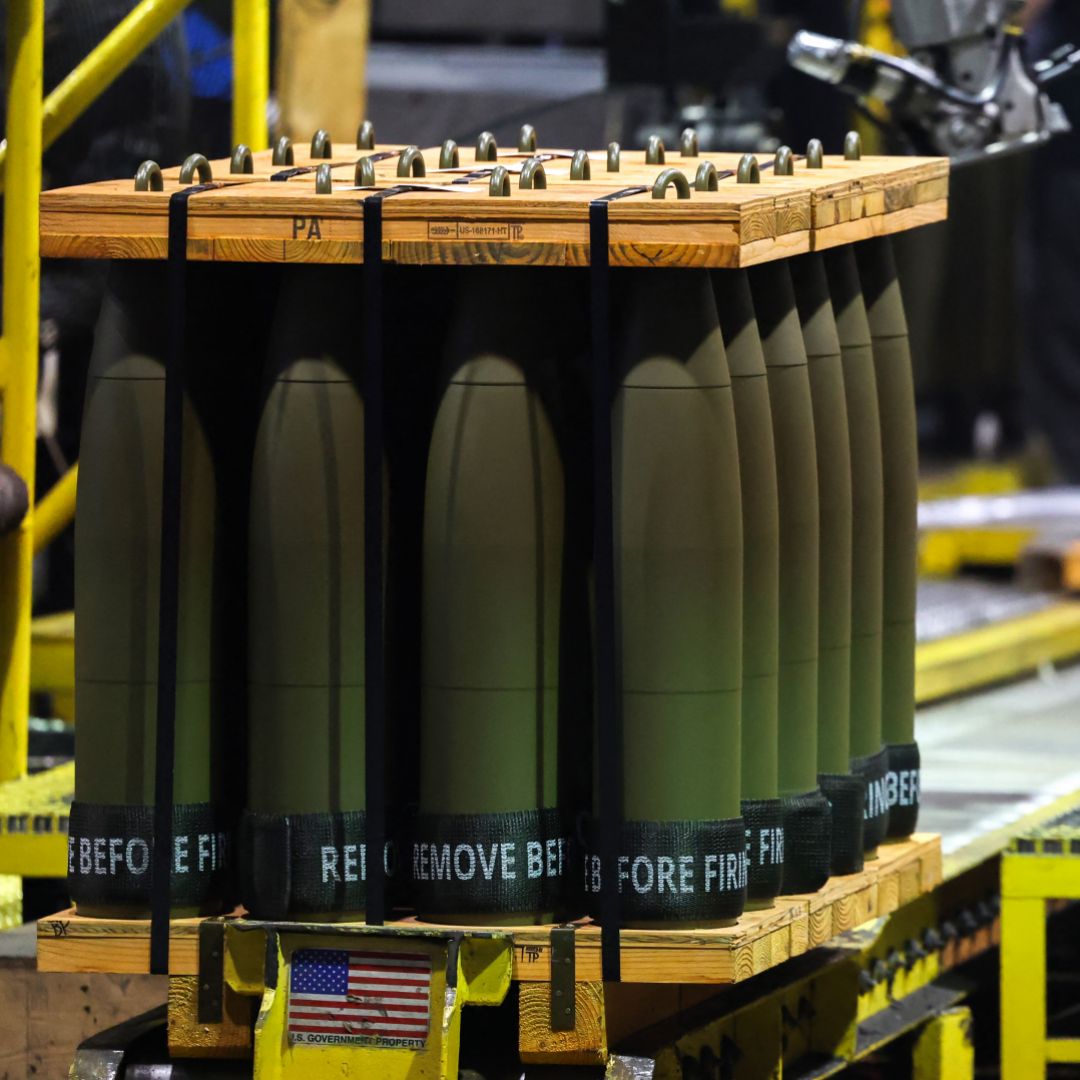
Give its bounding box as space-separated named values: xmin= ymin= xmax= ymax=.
xmin=288 ymin=947 xmax=432 ymax=1049
xmin=426 ymin=221 xmax=526 ymax=241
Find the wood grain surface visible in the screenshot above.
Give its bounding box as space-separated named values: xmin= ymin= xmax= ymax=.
xmin=41 ymin=148 xmax=947 ymax=268
xmin=37 ymin=834 xmax=940 ymax=986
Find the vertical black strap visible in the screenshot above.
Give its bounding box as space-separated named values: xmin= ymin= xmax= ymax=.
xmin=360 ymin=186 xmax=410 ymax=924
xmin=588 ymin=186 xmax=646 ymax=982
xmin=150 ymin=184 xmax=217 ymax=974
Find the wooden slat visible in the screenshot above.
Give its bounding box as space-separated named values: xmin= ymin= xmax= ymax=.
xmin=40 ymin=148 xmax=948 ymax=268
xmin=37 ymin=834 xmax=940 ymax=984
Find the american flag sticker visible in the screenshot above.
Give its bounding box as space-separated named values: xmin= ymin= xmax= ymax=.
xmin=287 ymin=946 xmax=433 ymax=1049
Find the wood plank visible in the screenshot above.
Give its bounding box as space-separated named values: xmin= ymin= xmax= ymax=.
xmin=36 ymin=835 xmax=940 ymax=985
xmin=40 ymin=147 xmax=948 ymax=269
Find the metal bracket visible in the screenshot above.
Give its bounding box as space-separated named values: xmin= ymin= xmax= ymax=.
xmin=197 ymin=919 xmax=225 ymax=1023
xmin=550 ymin=925 xmax=576 ymax=1032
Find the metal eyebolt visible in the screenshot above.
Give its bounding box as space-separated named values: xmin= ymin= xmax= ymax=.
xmin=774 ymin=146 xmax=794 ymax=176
xmin=651 ymin=168 xmax=691 ymax=200
xmin=646 ymin=134 xmax=665 ymax=165
xmin=886 ymin=949 xmax=905 ymax=977
xmin=272 ymin=135 xmax=294 ymax=166
xmin=958 ymin=909 xmax=978 ymax=935
xmin=844 ymin=130 xmax=862 ymax=161
xmin=134 ymin=160 xmax=163 ymax=191
xmin=355 ymin=158 xmax=376 ymax=187
xmin=357 ymin=119 xmax=376 ymax=150
xmin=310 ymin=128 xmax=332 ymax=159
xmin=857 ymin=969 xmax=876 ymax=993
xmin=519 ymin=158 xmax=547 ymax=190
xmin=976 ymin=900 xmax=995 ymax=927
xmin=570 ymin=149 xmax=591 ymax=181
xmin=488 ymin=165 xmax=511 ymax=197
xmin=988 ymin=895 xmax=1002 ymax=918
xmin=476 ymin=131 xmax=497 ymax=161
xmin=397 ymin=146 xmax=426 ymax=178
xmin=518 ymin=124 xmax=538 ymax=152
xmin=922 ymin=928 xmax=944 ymax=951
xmin=737 ymin=153 xmax=761 ymax=184
xmin=680 ymin=127 xmax=699 ymax=157
xmin=178 ymin=153 xmax=212 ymax=185
xmin=806 ymin=138 xmax=824 ymax=168
xmin=439 ymin=139 xmax=460 ymax=169
xmin=315 ymin=163 xmax=334 ymax=194
xmin=940 ymin=920 xmax=959 ymax=942
xmin=871 ymin=959 xmax=889 ymax=983
xmin=694 ymin=161 xmax=718 ymax=192
xmin=607 ymin=141 xmax=621 ymax=172
xmin=230 ymin=144 xmax=254 ymax=174
xmin=905 ymin=937 xmax=928 ymax=964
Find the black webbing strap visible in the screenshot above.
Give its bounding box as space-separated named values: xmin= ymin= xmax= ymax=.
xmin=589 ymin=186 xmax=647 ymax=982
xmin=361 ymin=186 xmax=411 ymax=925
xmin=151 ymin=183 xmax=218 ymax=973
xmin=271 ymin=151 xmax=399 ymax=183
xmin=452 ymin=169 xmax=495 ymax=185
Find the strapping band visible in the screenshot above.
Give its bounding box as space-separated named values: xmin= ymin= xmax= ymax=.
xmin=589 ymin=185 xmax=649 ymax=980
xmin=150 ymin=183 xmax=222 ymax=972
xmin=741 ymin=797 xmax=785 ymax=903
xmin=852 ymin=746 xmax=890 ymax=853
xmin=819 ymin=773 xmax=866 ymax=875
xmin=410 ymin=808 xmax=570 ymax=916
xmin=70 ymin=801 xmax=229 ymax=909
xmin=885 ymin=741 xmax=921 ymax=838
xmin=780 ymin=789 xmax=832 ymax=894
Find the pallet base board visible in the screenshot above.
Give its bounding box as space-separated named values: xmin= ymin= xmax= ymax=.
xmin=38 ymin=833 xmax=940 ymax=984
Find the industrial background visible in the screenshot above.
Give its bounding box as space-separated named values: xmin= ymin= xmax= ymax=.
xmin=2 ymin=1 xmax=1080 ymax=1078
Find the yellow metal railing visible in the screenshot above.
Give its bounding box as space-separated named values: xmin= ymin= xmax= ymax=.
xmin=0 ymin=0 xmax=270 ymax=784
xmin=0 ymin=0 xmax=44 ymax=785
xmin=32 ymin=463 xmax=77 ymax=556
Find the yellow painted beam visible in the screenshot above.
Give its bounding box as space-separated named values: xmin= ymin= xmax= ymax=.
xmin=1000 ymin=895 xmax=1047 ymax=1080
xmin=919 ymin=527 xmax=1034 ymax=577
xmin=1046 ymin=1039 xmax=1080 ymax=1064
xmin=916 ymin=601 xmax=1080 ymax=706
xmin=0 ymin=0 xmax=192 ymax=188
xmin=1002 ymin=854 xmax=1080 ymax=900
xmin=0 ymin=0 xmax=43 ymax=784
xmin=32 ymin=463 xmax=77 ymax=555
xmin=912 ymin=1007 xmax=974 ymax=1080
xmin=232 ymin=0 xmax=270 ymax=150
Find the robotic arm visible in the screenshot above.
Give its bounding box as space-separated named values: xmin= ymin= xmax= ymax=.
xmin=788 ymin=0 xmax=1073 ymax=160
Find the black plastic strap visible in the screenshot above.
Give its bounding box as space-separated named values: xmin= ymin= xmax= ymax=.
xmin=360 ymin=186 xmax=412 ymax=925
xmin=70 ymin=801 xmax=229 ymax=909
xmin=885 ymin=741 xmax=921 ymax=838
xmin=151 ymin=183 xmax=218 ymax=973
xmin=583 ymin=817 xmax=746 ymax=922
xmin=852 ymin=745 xmax=890 ymax=853
xmin=452 ymin=168 xmax=495 ymax=185
xmin=819 ymin=772 xmax=865 ymax=876
xmin=780 ymin=788 xmax=832 ymax=894
xmin=589 ymin=186 xmax=647 ymax=981
xmin=410 ymin=809 xmax=570 ymax=916
xmin=741 ymin=797 xmax=785 ymax=903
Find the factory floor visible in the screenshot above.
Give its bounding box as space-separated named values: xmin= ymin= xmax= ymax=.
xmin=920 ymin=659 xmax=1080 ymax=868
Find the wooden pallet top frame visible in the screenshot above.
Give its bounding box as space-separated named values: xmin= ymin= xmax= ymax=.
xmin=37 ymin=833 xmax=940 ymax=985
xmin=41 ymin=143 xmax=948 ymax=269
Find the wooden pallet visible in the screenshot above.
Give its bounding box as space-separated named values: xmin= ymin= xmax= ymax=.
xmin=37 ymin=833 xmax=940 ymax=985
xmin=40 ymin=142 xmax=948 ymax=269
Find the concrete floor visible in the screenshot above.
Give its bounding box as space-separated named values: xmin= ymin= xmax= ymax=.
xmin=918 ymin=659 xmax=1080 ymax=857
